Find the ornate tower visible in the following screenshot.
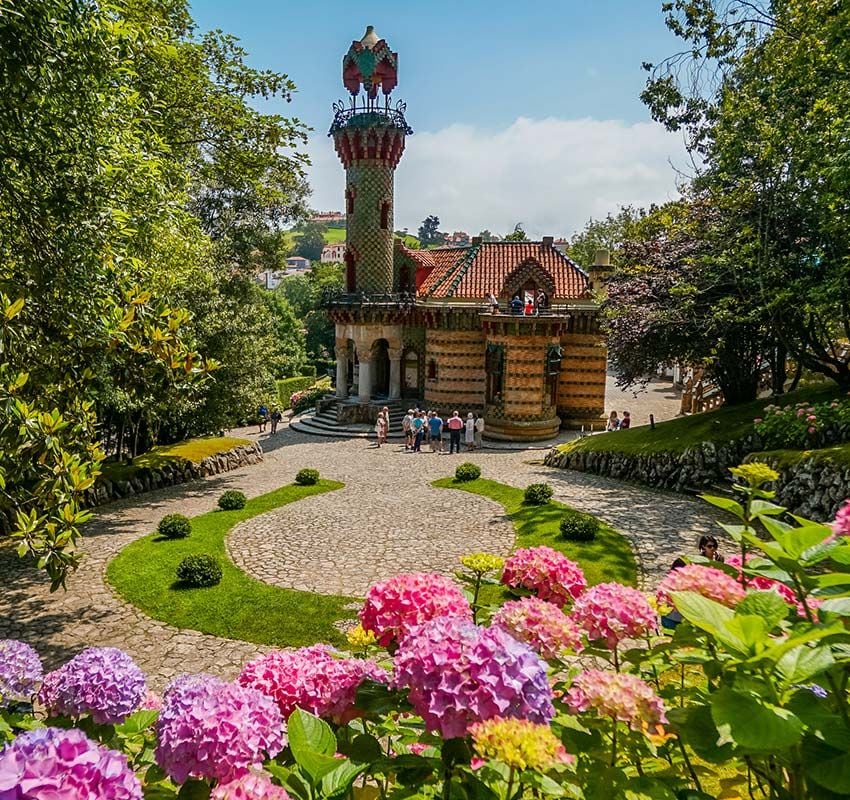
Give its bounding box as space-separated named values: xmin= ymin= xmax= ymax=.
xmin=330 ymin=26 xmax=411 ymax=294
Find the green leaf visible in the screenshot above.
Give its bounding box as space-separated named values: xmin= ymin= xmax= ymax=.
xmin=711 ymin=687 xmax=803 ymax=751
xmin=670 ymin=591 xmax=734 ymax=636
xmin=803 ymin=736 xmax=850 ymax=794
xmin=294 ymin=750 xmax=343 ymax=784
xmin=668 ymin=705 xmax=734 ymax=763
xmin=287 ymin=707 xmax=336 ymax=757
xmin=780 ymin=525 xmax=834 ymax=560
xmin=345 ymin=732 xmax=383 ymax=763
xmin=750 ymin=499 xmax=785 ymax=517
xmin=320 ymin=759 xmax=368 ymax=798
xmin=699 ymin=494 xmax=744 ymax=519
xmin=116 ymin=709 xmax=158 ymax=735
xmin=776 ymin=645 xmax=834 ymax=687
xmin=716 ymin=615 xmax=768 ymax=655
xmin=820 ymin=597 xmax=850 ymax=617
xmin=177 ymin=781 xmax=211 ymax=800
xmin=736 ymin=591 xmax=789 ymax=628
xmin=621 ymin=777 xmax=678 ymax=800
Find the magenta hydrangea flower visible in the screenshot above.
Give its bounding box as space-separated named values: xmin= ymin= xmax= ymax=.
xmin=491 ymin=596 xmax=584 ymax=660
xmin=38 ymin=647 xmax=146 ymax=724
xmin=832 ymin=500 xmax=850 ymax=537
xmin=571 ymin=582 xmax=657 ymax=648
xmin=501 ymin=547 xmax=587 ymax=607
xmin=565 ymin=670 xmax=667 ymax=732
xmin=393 ymin=615 xmax=554 ymax=739
xmin=211 ymin=772 xmax=292 ymax=800
xmin=0 ymin=640 xmax=43 ymax=707
xmin=155 ymin=675 xmax=284 ymax=785
xmin=238 ymin=645 xmax=386 ymax=723
xmin=656 ymin=564 xmax=746 ymax=609
xmin=359 ymin=573 xmax=472 ymax=647
xmin=0 ymin=727 xmax=142 ymax=799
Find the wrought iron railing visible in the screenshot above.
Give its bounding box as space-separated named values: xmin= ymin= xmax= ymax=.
xmin=321 ymin=290 xmax=416 ymax=309
xmin=328 ymin=99 xmax=413 ymax=136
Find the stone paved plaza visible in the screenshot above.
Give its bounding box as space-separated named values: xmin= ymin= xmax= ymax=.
xmin=0 ymin=420 xmax=720 ymax=688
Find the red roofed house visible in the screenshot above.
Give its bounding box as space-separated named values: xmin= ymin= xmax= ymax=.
xmin=321 ymin=27 xmax=607 ymax=440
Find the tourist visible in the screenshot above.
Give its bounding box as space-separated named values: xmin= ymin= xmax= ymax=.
xmin=606 ymin=410 xmax=620 ymax=431
xmin=429 ymin=410 xmax=443 ymax=452
xmin=447 ymin=410 xmax=464 ymax=453
xmin=510 ymin=294 xmax=523 ymax=315
xmin=487 ymin=292 xmax=499 ymax=313
xmin=464 ymin=412 xmax=476 ymax=451
xmin=411 ymin=411 xmax=425 ymax=452
xmin=698 ymin=534 xmax=724 ymax=562
xmin=524 ymin=297 xmax=535 ymax=316
xmin=270 ymin=407 xmax=283 ymax=434
xmin=257 ymin=403 xmax=269 ymax=433
xmin=620 ymin=410 xmax=631 ymax=429
xmin=536 ymin=289 xmax=548 ymax=312
xmin=381 ymin=406 xmax=390 ymax=445
xmin=474 ymin=413 xmax=485 ymax=449
xmin=402 ymin=408 xmax=413 ymax=450
xmin=374 ymin=412 xmax=386 ymax=447
xmin=423 ymin=410 xmax=432 ymax=447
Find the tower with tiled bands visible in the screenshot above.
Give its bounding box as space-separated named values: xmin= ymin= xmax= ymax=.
xmin=330 ymin=26 xmax=411 ymax=294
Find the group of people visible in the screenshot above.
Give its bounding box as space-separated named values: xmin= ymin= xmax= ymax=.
xmin=605 ymin=410 xmax=632 ymax=431
xmin=373 ymin=408 xmax=485 ymax=453
xmin=257 ymin=404 xmax=284 ymax=434
xmin=485 ymin=290 xmax=549 ymax=316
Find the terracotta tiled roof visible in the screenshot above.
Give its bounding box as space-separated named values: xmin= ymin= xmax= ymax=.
xmin=395 ymin=240 xmax=436 ymax=269
xmin=417 ymin=242 xmax=588 ymax=300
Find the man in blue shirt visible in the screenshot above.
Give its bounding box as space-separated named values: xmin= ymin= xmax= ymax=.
xmin=428 ymin=411 xmax=443 ymax=453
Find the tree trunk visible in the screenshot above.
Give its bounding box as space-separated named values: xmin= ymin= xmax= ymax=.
xmin=770 ymin=341 xmax=787 ymax=395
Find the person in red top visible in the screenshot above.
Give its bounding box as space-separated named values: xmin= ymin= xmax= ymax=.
xmin=620 ymin=410 xmax=631 ymax=429
xmin=446 ymin=410 xmax=464 ymax=454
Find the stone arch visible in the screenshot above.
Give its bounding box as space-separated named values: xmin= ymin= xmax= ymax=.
xmin=502 ymin=258 xmax=556 ymax=300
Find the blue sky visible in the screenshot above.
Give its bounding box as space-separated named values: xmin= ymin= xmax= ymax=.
xmin=190 ymin=0 xmax=689 ymax=238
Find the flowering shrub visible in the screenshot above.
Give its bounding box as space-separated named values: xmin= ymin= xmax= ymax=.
xmin=491 ymin=596 xmax=584 ymax=659
xmin=2 ymin=469 xmax=850 ymax=800
xmin=155 ymin=674 xmax=284 ymax=784
xmin=0 ymin=640 xmax=42 ymax=707
xmin=238 ymin=645 xmax=386 ymax=723
xmin=833 ymin=499 xmax=850 ymax=537
xmin=291 ymin=386 xmax=330 ymax=415
xmin=501 ymin=546 xmax=586 ymax=607
xmin=571 ymin=582 xmax=657 ymax=649
xmin=754 ymin=395 xmax=850 ymax=449
xmin=38 ymin=647 xmax=146 ymax=724
xmin=393 ymin=615 xmax=554 ymax=738
xmin=358 ymin=572 xmax=472 ymax=647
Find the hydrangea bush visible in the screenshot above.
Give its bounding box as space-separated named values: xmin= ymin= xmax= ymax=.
xmin=754 ymin=394 xmax=850 ymax=449
xmin=2 ymin=463 xmax=850 ymax=800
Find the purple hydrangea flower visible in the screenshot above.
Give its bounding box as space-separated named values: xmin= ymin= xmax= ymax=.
xmin=156 ymin=675 xmax=284 ymax=785
xmin=393 ymin=615 xmax=554 ymax=739
xmin=0 ymin=640 xmax=43 ymax=707
xmin=38 ymin=647 xmax=146 ymax=724
xmin=0 ymin=727 xmax=142 ymax=799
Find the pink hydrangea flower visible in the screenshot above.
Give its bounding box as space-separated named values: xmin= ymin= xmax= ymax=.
xmin=571 ymin=582 xmax=657 ymax=648
xmin=238 ymin=646 xmax=386 ymax=723
xmin=211 ymin=773 xmax=292 ymax=800
xmin=501 ymin=547 xmax=587 ymax=607
xmin=393 ymin=615 xmax=554 ymax=739
xmin=359 ymin=573 xmax=472 ymax=647
xmin=155 ymin=675 xmax=284 ymax=785
xmin=38 ymin=647 xmax=146 ymax=724
xmin=656 ymin=564 xmax=746 ymax=609
xmin=832 ymin=500 xmax=850 ymax=537
xmin=0 ymin=727 xmax=142 ymax=799
xmin=565 ymin=670 xmax=667 ymax=731
xmin=491 ymin=596 xmax=584 ymax=659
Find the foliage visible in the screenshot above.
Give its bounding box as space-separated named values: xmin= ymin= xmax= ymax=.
xmin=291 ymin=384 xmax=331 ymax=415
xmin=295 ymin=469 xmax=320 ymax=486
xmin=176 ymin=554 xmax=223 ymax=587
xmin=504 ymin=223 xmax=529 ymax=241
xmin=559 ymin=512 xmax=599 ymax=542
xmin=524 ymin=483 xmax=554 ymax=505
xmin=567 ymin=208 xmax=638 ymax=268
xmin=279 ymin=262 xmax=344 ymax=361
xmin=157 ymin=514 xmax=192 ymax=540
xmin=417 ymin=215 xmax=446 ymax=247
xmin=294 ymin=223 xmax=327 ymax=261
xmin=107 ymin=480 xmax=350 ymax=647
xmin=454 ymin=463 xmax=481 ymax=482
xmin=218 ymin=490 xmax=247 ymax=511
xmin=755 ymin=396 xmax=850 ymax=450
xmin=277 ymin=377 xmax=315 ymax=410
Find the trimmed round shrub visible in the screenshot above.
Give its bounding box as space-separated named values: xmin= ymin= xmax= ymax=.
xmin=218 ymin=490 xmax=247 ymax=511
xmin=295 ymin=468 xmax=320 ymax=486
xmin=524 ymin=483 xmax=554 ymax=505
xmin=560 ymin=513 xmax=599 ymax=542
xmin=455 ymin=463 xmax=481 ymax=482
xmin=158 ymin=513 xmax=191 ymax=539
xmin=176 ymin=554 xmax=223 ymax=587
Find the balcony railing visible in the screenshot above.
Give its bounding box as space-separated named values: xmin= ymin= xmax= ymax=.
xmin=321 ymin=290 xmax=416 ymax=309
xmin=328 ymin=99 xmax=413 ymax=136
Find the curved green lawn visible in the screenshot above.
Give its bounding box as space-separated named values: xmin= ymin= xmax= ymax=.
xmin=107 ymin=480 xmax=353 ymax=647
xmin=433 ymin=477 xmax=637 ymax=602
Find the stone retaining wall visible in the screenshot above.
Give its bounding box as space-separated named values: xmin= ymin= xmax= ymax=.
xmin=85 ymin=442 xmax=263 ymax=507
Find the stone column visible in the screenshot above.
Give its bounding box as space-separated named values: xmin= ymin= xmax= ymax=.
xmin=334 ymin=345 xmax=348 ymax=399
xmin=357 ymin=359 xmax=371 ymax=402
xmin=388 ymin=347 xmax=402 ymax=400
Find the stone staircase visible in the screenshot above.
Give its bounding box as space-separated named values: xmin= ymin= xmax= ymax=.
xmin=290 ymin=398 xmax=408 ymax=439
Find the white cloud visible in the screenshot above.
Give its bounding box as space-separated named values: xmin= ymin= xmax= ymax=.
xmin=305 ymin=116 xmax=688 ymax=238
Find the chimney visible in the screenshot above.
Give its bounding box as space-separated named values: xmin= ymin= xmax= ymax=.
xmin=593 ymin=248 xmax=610 ymax=267
xmin=471 ymin=236 xmax=482 ymax=246
xmin=542 ymin=236 xmax=554 ymax=248
xmin=588 ymin=248 xmax=613 ymax=293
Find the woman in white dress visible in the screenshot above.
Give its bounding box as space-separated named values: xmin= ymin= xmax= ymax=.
xmin=464 ymin=412 xmax=475 ymax=451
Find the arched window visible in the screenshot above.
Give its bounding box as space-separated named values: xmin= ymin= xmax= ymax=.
xmin=485 ymin=344 xmax=505 ymax=404
xmin=427 ymin=359 xmax=437 ymax=380
xmin=399 ymin=264 xmax=411 ymax=292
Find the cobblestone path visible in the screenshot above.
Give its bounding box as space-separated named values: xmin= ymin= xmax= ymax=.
xmin=0 ymin=425 xmax=720 ymax=687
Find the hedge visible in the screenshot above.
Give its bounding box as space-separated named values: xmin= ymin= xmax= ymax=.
xmin=277 ymin=377 xmax=314 ymax=410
